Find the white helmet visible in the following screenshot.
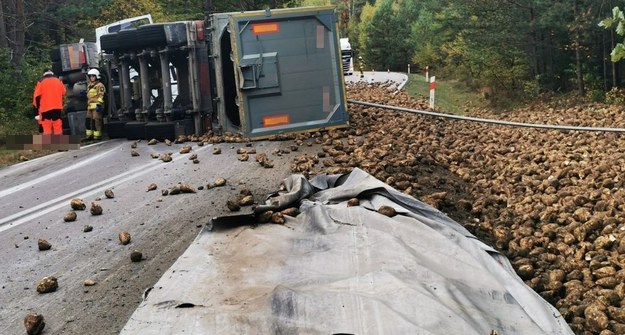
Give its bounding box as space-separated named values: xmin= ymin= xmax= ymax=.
xmin=87 ymin=68 xmax=100 ymax=79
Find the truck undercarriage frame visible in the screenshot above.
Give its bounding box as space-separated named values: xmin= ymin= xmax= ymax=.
xmin=52 ymin=6 xmax=349 ymax=141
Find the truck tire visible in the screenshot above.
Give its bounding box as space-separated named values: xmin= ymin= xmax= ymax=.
xmin=100 ymin=33 xmax=119 ymax=53
xmin=62 ymin=115 xmax=71 ymax=135
xmin=145 ymin=122 xmax=175 ymax=141
xmin=137 ymin=24 xmax=167 ymax=47
xmin=67 ymin=98 xmax=87 ymax=112
xmin=64 ymin=84 xmax=73 ymax=98
xmin=50 ymin=48 xmax=61 ymax=62
xmin=61 ymin=71 xmax=86 ymax=86
xmin=106 ymin=120 xmax=127 ymax=139
xmin=72 ymin=81 xmax=87 ymax=97
xmin=52 ymin=61 xmax=63 ymax=75
xmin=124 ymin=121 xmax=147 ymax=140
xmin=117 ymin=29 xmax=139 ymax=51
xmin=174 ymin=118 xmax=195 ymax=137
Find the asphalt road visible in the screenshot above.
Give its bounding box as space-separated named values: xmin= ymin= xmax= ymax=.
xmin=0 ymin=138 xmax=313 ymax=334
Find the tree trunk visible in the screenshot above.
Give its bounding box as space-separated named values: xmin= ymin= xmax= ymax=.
xmin=575 ymin=41 xmax=584 ymax=95
xmin=529 ymin=4 xmax=540 ymax=78
xmin=604 ymin=30 xmax=609 ymax=90
xmin=0 ymin=0 xmax=7 ymax=49
xmin=6 ymin=0 xmax=15 ymax=53
xmin=611 ymin=27 xmax=617 ymax=87
xmin=573 ymin=1 xmax=584 ymax=96
xmin=12 ymin=0 xmax=25 ymax=65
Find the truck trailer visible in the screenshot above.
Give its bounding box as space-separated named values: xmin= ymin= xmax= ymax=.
xmin=51 ymin=6 xmax=349 ymax=141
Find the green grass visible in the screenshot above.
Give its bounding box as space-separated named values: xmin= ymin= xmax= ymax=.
xmin=404 ymin=74 xmax=488 ymax=115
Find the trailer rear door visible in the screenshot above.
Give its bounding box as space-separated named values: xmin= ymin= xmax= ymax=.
xmin=229 ymin=6 xmax=348 ymax=138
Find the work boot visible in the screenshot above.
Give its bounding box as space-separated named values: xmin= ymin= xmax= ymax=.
xmin=83 ymin=129 xmax=94 ymax=142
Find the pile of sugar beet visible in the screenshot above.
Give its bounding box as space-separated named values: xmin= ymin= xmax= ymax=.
xmin=281 ymin=82 xmax=625 ymax=335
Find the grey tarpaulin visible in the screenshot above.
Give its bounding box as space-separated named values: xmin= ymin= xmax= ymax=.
xmin=121 ymin=168 xmax=573 ymax=335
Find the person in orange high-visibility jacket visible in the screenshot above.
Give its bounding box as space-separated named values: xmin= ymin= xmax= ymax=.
xmin=33 ymin=70 xmax=66 ymax=135
xmin=84 ymin=68 xmax=106 ymax=141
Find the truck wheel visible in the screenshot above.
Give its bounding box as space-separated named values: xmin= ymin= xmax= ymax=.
xmin=117 ymin=29 xmax=139 ymax=51
xmin=62 ymin=115 xmax=71 ymax=135
xmin=137 ymin=24 xmax=167 ymax=47
xmin=145 ymin=122 xmax=175 ymax=141
xmin=61 ymin=70 xmax=85 ymax=85
xmin=50 ymin=48 xmax=61 ymax=62
xmin=100 ymin=33 xmax=119 ymax=53
xmin=72 ymin=81 xmax=87 ymax=97
xmin=68 ymin=99 xmax=87 ymax=112
xmin=124 ymin=121 xmax=147 ymax=140
xmin=64 ymin=84 xmax=74 ymax=98
xmin=52 ymin=61 xmax=63 ymax=75
xmin=106 ymin=120 xmax=127 ymax=139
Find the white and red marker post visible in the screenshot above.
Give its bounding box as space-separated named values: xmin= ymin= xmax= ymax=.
xmin=425 ymin=66 xmax=429 ymax=81
xmin=429 ymin=76 xmax=436 ymax=109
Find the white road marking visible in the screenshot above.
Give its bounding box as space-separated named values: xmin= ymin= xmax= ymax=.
xmin=0 ymin=147 xmax=118 ymax=200
xmin=0 ymin=144 xmax=212 ymax=233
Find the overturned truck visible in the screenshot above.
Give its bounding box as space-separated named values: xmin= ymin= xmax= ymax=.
xmin=52 ymin=6 xmax=349 ymax=140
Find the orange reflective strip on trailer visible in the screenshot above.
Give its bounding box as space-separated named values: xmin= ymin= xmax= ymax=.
xmin=252 ymin=22 xmax=280 ymax=35
xmin=262 ymin=114 xmax=290 ymax=127
xmin=79 ymin=45 xmax=86 ymax=65
xmin=67 ymin=44 xmax=77 ymax=69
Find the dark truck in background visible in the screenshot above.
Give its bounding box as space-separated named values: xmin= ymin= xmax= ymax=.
xmin=51 ymin=6 xmax=349 ymax=141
